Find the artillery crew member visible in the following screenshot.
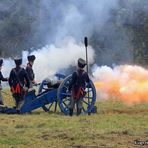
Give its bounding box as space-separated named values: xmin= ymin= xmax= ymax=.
xmin=68 ymin=58 xmax=90 ymax=116
xmin=26 ymin=55 xmax=36 ymax=87
xmin=0 ymin=59 xmax=8 ymax=105
xmin=9 ymin=58 xmax=30 ymax=110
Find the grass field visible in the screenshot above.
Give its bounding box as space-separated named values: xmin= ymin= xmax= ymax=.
xmin=0 ymin=90 xmax=147 ymax=148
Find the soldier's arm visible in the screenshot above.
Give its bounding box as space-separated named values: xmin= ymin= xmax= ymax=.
xmin=0 ymin=71 xmax=8 ymax=81
xmin=8 ymin=70 xmax=13 ymax=87
xmin=68 ymin=72 xmax=77 ymax=91
xmin=24 ymin=70 xmax=30 ymax=88
xmin=26 ymin=66 xmax=34 ymax=81
xmin=85 ymin=72 xmax=90 ymax=83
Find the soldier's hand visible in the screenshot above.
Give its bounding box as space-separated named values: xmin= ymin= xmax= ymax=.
xmin=32 ymin=80 xmax=37 ymax=85
xmin=10 ymin=88 xmax=14 ymax=93
xmin=23 ymin=87 xmax=28 ymax=92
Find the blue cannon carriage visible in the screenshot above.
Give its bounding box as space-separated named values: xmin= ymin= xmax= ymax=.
xmin=0 ymin=74 xmax=97 ymax=115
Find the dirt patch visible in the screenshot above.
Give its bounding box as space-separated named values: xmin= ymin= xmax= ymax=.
xmin=41 ymin=134 xmax=50 ymax=140
xmin=52 ymin=132 xmax=69 ymax=139
xmin=15 ymin=125 xmax=29 ymax=128
xmin=109 ymin=130 xmax=132 ymax=136
xmin=37 ymin=123 xmax=46 ymax=128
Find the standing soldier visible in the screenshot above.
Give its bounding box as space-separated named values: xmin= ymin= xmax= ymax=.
xmin=68 ymin=58 xmax=90 ymax=116
xmin=9 ymin=58 xmax=30 ymax=110
xmin=26 ymin=55 xmax=36 ymax=87
xmin=0 ymin=59 xmax=8 ymax=105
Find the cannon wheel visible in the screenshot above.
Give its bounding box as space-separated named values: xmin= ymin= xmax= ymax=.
xmin=57 ymin=75 xmax=96 ymax=115
xmin=38 ymin=74 xmax=65 ymax=112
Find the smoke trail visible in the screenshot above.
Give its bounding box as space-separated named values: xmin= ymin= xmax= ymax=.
xmin=93 ymin=65 xmax=148 ymax=105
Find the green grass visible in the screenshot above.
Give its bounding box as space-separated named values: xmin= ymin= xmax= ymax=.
xmin=0 ymin=90 xmax=147 ymax=148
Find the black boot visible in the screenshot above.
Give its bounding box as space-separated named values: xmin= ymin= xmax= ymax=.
xmin=69 ymin=109 xmax=73 ymax=116
xmin=0 ymin=101 xmax=4 ymax=105
xmin=77 ymin=108 xmax=81 ymax=116
xmin=16 ymin=109 xmax=20 ymax=114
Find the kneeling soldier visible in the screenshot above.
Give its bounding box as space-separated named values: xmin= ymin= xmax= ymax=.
xmin=68 ymin=58 xmax=90 ymax=116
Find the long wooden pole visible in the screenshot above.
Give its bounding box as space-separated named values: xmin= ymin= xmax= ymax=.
xmin=84 ymin=37 xmax=91 ymax=115
xmin=84 ymin=37 xmax=88 ymax=73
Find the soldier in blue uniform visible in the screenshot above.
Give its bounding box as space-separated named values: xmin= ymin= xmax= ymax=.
xmin=9 ymin=58 xmax=30 ymax=110
xmin=26 ymin=55 xmax=36 ymax=87
xmin=68 ymin=58 xmax=90 ymax=116
xmin=0 ymin=59 xmax=8 ymax=105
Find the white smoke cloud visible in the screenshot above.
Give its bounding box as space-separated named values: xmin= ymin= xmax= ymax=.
xmin=32 ymin=37 xmax=95 ymax=81
xmin=2 ymin=58 xmax=14 ymax=77
xmin=2 ymin=37 xmax=95 ymax=82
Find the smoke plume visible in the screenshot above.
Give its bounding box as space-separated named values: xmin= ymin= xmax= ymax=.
xmin=31 ymin=37 xmax=95 ymax=81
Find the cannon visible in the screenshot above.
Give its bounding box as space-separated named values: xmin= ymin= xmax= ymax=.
xmin=0 ymin=73 xmax=96 ymax=115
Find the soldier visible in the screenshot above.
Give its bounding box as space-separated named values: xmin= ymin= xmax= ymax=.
xmin=9 ymin=58 xmax=30 ymax=110
xmin=0 ymin=59 xmax=8 ymax=105
xmin=26 ymin=55 xmax=36 ymax=87
xmin=68 ymin=58 xmax=90 ymax=116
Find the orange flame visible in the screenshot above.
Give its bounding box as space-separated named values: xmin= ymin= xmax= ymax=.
xmin=93 ymin=65 xmax=148 ymax=105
